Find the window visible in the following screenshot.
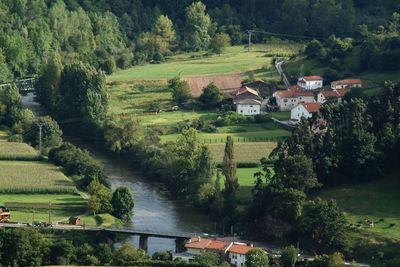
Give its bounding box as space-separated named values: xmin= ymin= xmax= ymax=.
xmin=240 ymin=110 xmax=243 ymax=113
xmin=250 ymin=105 xmax=253 ymax=108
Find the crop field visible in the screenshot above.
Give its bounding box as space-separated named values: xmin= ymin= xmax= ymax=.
xmin=0 ymin=161 xmax=76 ymax=194
xmin=319 ymin=172 xmax=400 ymax=241
xmin=160 ymin=123 xmax=291 ymax=143
xmin=0 ymin=194 xmax=85 ymax=205
xmin=208 ymin=142 xmax=276 ymax=164
xmin=0 ymin=141 xmax=39 ymax=160
xmin=108 ymin=42 xmax=303 ymax=82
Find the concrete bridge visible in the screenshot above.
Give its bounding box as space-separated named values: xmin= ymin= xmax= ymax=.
xmin=0 ymin=223 xmax=205 ymax=252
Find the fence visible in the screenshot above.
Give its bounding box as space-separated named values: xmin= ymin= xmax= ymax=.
xmin=203 ymin=136 xmax=289 ymax=144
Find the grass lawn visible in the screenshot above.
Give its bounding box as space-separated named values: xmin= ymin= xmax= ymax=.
xmin=108 ymin=43 xmax=303 ymax=82
xmin=0 ymin=161 xmax=76 ymax=194
xmin=9 ymin=209 xmax=82 ymax=224
xmin=271 ymin=111 xmax=291 ymax=121
xmin=0 ymin=194 xmax=86 ymax=205
xmin=318 ymin=173 xmax=400 ymax=241
xmin=208 ymin=142 xmax=276 ymax=164
xmin=140 ymin=111 xmax=217 ymax=126
xmin=78 ymin=213 xmax=123 ymax=227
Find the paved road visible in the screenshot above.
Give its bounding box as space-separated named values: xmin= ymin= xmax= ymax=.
xmin=275 ymin=61 xmax=291 ymax=87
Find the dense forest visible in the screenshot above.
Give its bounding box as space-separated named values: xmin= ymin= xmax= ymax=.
xmin=0 ymin=0 xmax=399 ymax=81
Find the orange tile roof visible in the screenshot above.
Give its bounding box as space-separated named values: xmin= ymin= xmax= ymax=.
xmin=302 ymin=102 xmax=321 ymax=113
xmin=302 ymin=76 xmax=323 ymax=81
xmin=321 ymin=89 xmax=349 ymax=98
xmin=185 ymin=237 xmax=212 ymax=249
xmin=236 ymin=86 xmax=259 ymax=97
xmin=228 ymin=244 xmax=255 ymax=255
xmin=331 ymin=79 xmax=362 ymax=86
xmin=274 ymin=90 xmax=314 ymax=98
xmin=206 ymin=240 xmax=231 ymax=252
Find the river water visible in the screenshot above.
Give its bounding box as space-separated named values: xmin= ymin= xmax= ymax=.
xmin=21 ymin=93 xmax=211 ymax=254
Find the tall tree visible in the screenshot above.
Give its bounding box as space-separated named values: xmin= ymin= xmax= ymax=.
xmin=153 ymin=15 xmax=176 ymax=52
xmin=168 ymin=77 xmax=192 ymax=106
xmin=112 ymin=186 xmax=135 ymax=222
xmin=245 ymin=248 xmax=269 ymax=267
xmin=222 ymin=136 xmax=238 ymax=194
xmin=184 ymin=1 xmax=212 ymax=51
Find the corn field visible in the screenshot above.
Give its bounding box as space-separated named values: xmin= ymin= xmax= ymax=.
xmin=0 ymin=161 xmax=76 ymax=194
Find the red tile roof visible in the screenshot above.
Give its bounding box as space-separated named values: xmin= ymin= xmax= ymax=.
xmin=320 ymin=89 xmax=349 ymax=98
xmin=228 ymin=244 xmax=255 ymax=255
xmin=274 ymin=90 xmax=314 ymax=98
xmin=206 ymin=240 xmax=231 ymax=252
xmin=185 ymin=237 xmax=212 ymax=249
xmin=236 ymin=86 xmax=259 ymax=97
xmin=331 ymin=79 xmax=362 ymax=86
xmin=302 ymin=102 xmax=321 ymax=113
xmin=288 ymin=85 xmax=302 ymax=91
xmin=301 ymin=76 xmax=323 ymax=81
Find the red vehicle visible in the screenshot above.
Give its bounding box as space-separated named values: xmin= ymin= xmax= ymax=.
xmin=0 ymin=206 xmax=10 ymax=223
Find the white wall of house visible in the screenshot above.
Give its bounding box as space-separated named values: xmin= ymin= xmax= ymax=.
xmin=275 ymin=95 xmax=315 ymax=111
xmin=236 ymin=104 xmax=261 ymax=115
xmin=317 ymin=93 xmax=344 ymax=104
xmin=298 ymin=79 xmax=323 ymax=90
xmin=331 ymin=83 xmax=361 ymax=90
xmin=291 ymin=104 xmax=312 ymax=121
xmin=228 ymin=252 xmax=247 ymax=267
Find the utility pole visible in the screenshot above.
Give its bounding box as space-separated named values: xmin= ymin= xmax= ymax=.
xmin=38 ymin=123 xmax=43 ymax=154
xmin=247 ymin=30 xmax=252 ymax=51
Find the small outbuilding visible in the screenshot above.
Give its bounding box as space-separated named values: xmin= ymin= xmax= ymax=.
xmin=297 ymin=76 xmax=323 ymax=90
xmin=331 ymin=79 xmax=362 ymax=90
xmin=69 ymin=216 xmax=81 ymax=225
xmin=0 ymin=206 xmax=10 ymax=223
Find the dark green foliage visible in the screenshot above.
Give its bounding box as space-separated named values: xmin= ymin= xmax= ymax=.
xmin=245 ymin=248 xmax=269 ymax=267
xmin=297 ymin=199 xmax=347 ymax=253
xmin=58 ymin=62 xmax=108 ymax=129
xmin=194 ymin=251 xmax=219 ymax=267
xmin=112 ymin=186 xmax=135 ymax=221
xmin=281 ymin=245 xmax=300 ymax=267
xmin=168 ymin=77 xmax=192 ymax=106
xmin=112 ymin=242 xmax=149 ymax=265
xmin=199 ymin=83 xmax=224 ymax=108
xmin=49 ymin=142 xmax=110 ymax=188
xmin=23 ymin=116 xmax=63 ymax=154
xmin=152 ymin=251 xmax=172 ymax=261
xmin=209 ymin=33 xmax=231 ymax=54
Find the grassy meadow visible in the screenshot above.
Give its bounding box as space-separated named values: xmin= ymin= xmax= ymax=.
xmin=319 ymin=173 xmax=400 ymax=241
xmin=0 ymin=131 xmax=39 ymax=160
xmin=108 ymin=43 xmax=303 ymax=82
xmin=208 ymin=142 xmax=275 ymax=164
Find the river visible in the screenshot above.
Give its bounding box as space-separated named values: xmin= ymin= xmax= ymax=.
xmin=21 ymin=93 xmax=211 ymax=254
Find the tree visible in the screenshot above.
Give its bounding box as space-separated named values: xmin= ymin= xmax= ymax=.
xmin=297 ymin=198 xmax=347 ymax=252
xmin=153 ymin=15 xmax=176 ymax=53
xmin=245 ymin=248 xmax=269 ymax=267
xmin=281 ymin=245 xmax=300 ymax=267
xmin=1 ymin=85 xmax=21 ymax=127
xmin=58 ymin=62 xmax=108 ymax=130
xmin=23 ymin=116 xmax=63 ymax=154
xmin=104 ymin=118 xmax=142 ymax=153
xmin=195 ymin=251 xmax=219 ymax=267
xmin=309 ymin=253 xmax=345 ymax=267
xmin=209 ymin=33 xmax=231 ymax=54
xmin=222 ymin=136 xmax=238 ymax=194
xmin=274 ymin=155 xmax=319 ymax=192
xmin=112 ymin=242 xmax=148 ymax=265
xmin=112 ymin=186 xmax=135 ymax=222
xmin=199 ymin=83 xmax=223 ymax=108
xmin=305 ymin=40 xmax=323 ymax=58
xmin=87 ymin=180 xmax=112 ymax=214
xmin=184 ymin=1 xmax=212 ymax=51
xmin=168 ymin=77 xmax=192 ymax=106
xmin=35 ymin=52 xmax=62 ymax=114
xmin=172 ymin=128 xmax=213 ymax=198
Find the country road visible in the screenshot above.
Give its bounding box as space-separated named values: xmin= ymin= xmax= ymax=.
xmin=275 ymin=61 xmax=291 ymax=87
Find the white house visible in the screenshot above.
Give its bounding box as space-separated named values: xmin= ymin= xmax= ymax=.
xmin=273 ymin=90 xmax=315 ymax=111
xmin=317 ymin=89 xmax=349 ymax=104
xmin=291 ymin=102 xmax=321 ymax=121
xmin=297 ymin=76 xmax=323 ymax=90
xmin=236 ymin=99 xmax=261 ymax=115
xmin=228 ymin=243 xmax=255 ymax=267
xmin=234 ymin=87 xmax=263 ymax=115
xmin=331 ymin=79 xmax=362 ymax=90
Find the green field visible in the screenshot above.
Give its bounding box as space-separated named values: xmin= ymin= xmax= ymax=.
xmin=270 ymin=111 xmax=291 ymax=121
xmin=208 ymin=142 xmax=276 ymax=164
xmin=160 ymin=123 xmax=291 ymax=143
xmin=319 ymin=173 xmax=400 ymax=241
xmin=0 ymin=161 xmax=76 ymax=194
xmin=0 ymin=131 xmax=39 ymax=160
xmin=108 ymin=43 xmax=303 ymax=82
xmin=0 ymin=194 xmax=85 ymax=204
